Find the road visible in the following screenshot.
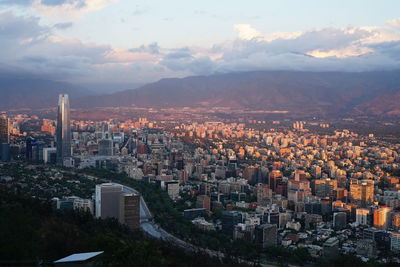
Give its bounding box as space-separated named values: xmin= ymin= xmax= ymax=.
xmin=125 ymin=185 xmax=280 ymax=267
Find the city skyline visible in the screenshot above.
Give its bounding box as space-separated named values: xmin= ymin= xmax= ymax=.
xmin=1 ymin=1 xmax=400 ymax=266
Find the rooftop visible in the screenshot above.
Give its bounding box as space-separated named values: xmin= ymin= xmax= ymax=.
xmin=54 ymin=251 xmax=103 ymax=263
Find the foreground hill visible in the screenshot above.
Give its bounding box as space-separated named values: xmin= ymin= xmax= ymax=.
xmin=0 ymin=188 xmax=241 ymax=266
xmin=73 ymin=70 xmax=400 ymax=116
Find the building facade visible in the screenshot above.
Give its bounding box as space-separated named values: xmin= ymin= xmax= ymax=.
xmin=56 ymin=94 xmax=72 ymax=165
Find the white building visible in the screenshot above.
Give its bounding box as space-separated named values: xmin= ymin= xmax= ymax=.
xmin=356 ymin=208 xmax=370 ymax=226
xmin=391 ymin=232 xmax=400 ymax=252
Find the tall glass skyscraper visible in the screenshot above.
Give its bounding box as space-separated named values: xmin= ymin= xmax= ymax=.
xmin=56 ymin=94 xmax=71 ymax=165
xmin=0 ymin=115 xmax=9 ymax=144
xmin=0 ymin=115 xmax=10 ymax=162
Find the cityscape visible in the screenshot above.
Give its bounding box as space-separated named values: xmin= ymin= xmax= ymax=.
xmin=1 ymin=92 xmax=400 ymax=266
xmin=1 ymin=1 xmax=400 ymax=267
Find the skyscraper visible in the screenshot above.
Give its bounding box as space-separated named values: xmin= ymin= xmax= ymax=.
xmin=0 ymin=115 xmax=9 ymax=144
xmin=0 ymin=115 xmax=10 ymax=162
xmin=56 ymin=94 xmax=71 ymax=165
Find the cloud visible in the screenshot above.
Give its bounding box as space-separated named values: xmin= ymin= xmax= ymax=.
xmin=161 ymin=50 xmax=215 ymax=75
xmin=34 ymin=0 xmax=119 ymax=19
xmin=386 ymin=18 xmax=400 ymax=30
xmin=0 ymin=0 xmax=119 ymax=20
xmin=132 ymin=5 xmax=149 ymax=16
xmin=129 ymin=43 xmax=160 ymax=55
xmin=41 ymin=0 xmax=86 ymax=7
xmin=54 ymin=22 xmax=73 ymax=29
xmin=1 ymin=11 xmax=400 ymax=84
xmin=234 ymin=24 xmax=262 ymax=40
xmin=0 ymin=0 xmax=34 ymax=5
xmin=0 ymin=11 xmax=110 ymax=80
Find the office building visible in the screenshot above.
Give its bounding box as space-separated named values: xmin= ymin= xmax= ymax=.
xmin=98 ymin=139 xmax=113 ymax=156
xmin=95 ymin=183 xmax=140 ymax=230
xmin=269 ymin=170 xmax=282 ymax=192
xmin=255 ymin=224 xmax=277 ymax=248
xmin=43 ymin=147 xmax=57 ymax=164
xmin=221 ymin=211 xmax=242 ymax=235
xmin=0 ymin=115 xmax=10 ymax=162
xmin=333 ymin=212 xmax=347 ymax=230
xmin=196 ymin=195 xmax=211 ymax=211
xmin=56 ymin=94 xmax=72 ymax=165
xmin=0 ymin=115 xmax=9 ymax=144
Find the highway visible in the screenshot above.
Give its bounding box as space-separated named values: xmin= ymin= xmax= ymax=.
xmin=125 ymin=185 xmax=281 ymax=267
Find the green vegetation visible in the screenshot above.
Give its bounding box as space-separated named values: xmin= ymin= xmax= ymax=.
xmin=0 ymin=188 xmax=245 ymax=267
xmin=79 ymin=168 xmax=264 ymax=263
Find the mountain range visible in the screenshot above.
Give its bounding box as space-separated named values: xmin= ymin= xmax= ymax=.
xmin=1 ymin=70 xmax=400 ymax=116
xmin=74 ymin=70 xmax=400 ymax=116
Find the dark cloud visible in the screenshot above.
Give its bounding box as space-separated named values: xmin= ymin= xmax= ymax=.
xmin=370 ymin=41 xmax=400 ymax=60
xmin=0 ymin=12 xmax=49 ymax=41
xmin=54 ymin=22 xmax=73 ymax=30
xmin=0 ymin=0 xmax=34 ymax=5
xmin=0 ymin=0 xmax=87 ymax=7
xmin=0 ymin=12 xmax=110 ymax=80
xmin=161 ymin=48 xmax=216 ymax=75
xmin=164 ymin=48 xmax=192 ymax=59
xmin=129 ymin=42 xmax=160 ymax=54
xmin=41 ymin=0 xmax=86 ymax=8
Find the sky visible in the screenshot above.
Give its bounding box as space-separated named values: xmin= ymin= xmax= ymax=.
xmin=0 ymin=0 xmax=400 ymax=86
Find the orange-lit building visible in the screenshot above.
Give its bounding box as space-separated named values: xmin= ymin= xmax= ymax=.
xmin=373 ymin=206 xmax=392 ymax=230
xmin=350 ymin=179 xmax=374 ymax=205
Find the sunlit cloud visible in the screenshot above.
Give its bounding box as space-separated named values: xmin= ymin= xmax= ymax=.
xmin=386 ymin=18 xmax=400 ymax=30
xmin=1 ymin=10 xmax=400 ymax=83
xmin=234 ymin=24 xmax=262 ymax=40
xmin=306 ymin=46 xmax=373 ymax=59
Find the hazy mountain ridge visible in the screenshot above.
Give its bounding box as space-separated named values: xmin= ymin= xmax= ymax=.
xmin=0 ymin=77 xmax=92 ymax=110
xmin=1 ymin=71 xmax=400 ymax=116
xmin=73 ymin=70 xmax=400 ymax=116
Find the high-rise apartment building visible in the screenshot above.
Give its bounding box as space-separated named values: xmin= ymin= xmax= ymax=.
xmin=373 ymin=206 xmax=392 ymax=230
xmin=269 ymin=170 xmax=282 ymax=192
xmin=313 ymin=178 xmax=338 ymax=198
xmin=392 ymin=213 xmax=400 ymax=231
xmin=356 ymin=208 xmax=370 ymax=226
xmin=350 ymin=179 xmax=374 ymax=205
xmin=56 ymin=94 xmax=71 ymax=165
xmin=95 ymin=183 xmax=140 ymax=230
